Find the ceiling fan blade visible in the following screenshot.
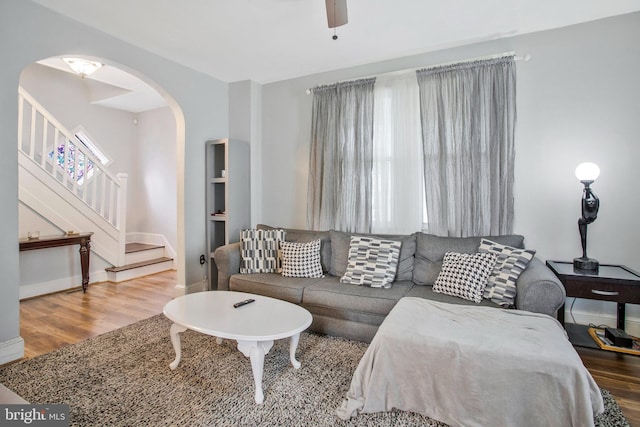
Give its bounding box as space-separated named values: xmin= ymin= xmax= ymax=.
xmin=326 ymin=0 xmax=348 ymax=28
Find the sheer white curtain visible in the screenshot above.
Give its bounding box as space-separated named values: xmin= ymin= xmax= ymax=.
xmin=371 ymin=74 xmax=424 ymax=234
xmin=416 ymin=57 xmax=516 ymax=237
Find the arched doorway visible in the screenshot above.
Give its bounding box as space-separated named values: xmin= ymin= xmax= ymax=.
xmin=17 ymin=55 xmax=185 ymax=298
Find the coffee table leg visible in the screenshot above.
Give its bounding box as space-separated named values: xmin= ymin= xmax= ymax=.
xmin=289 ymin=332 xmax=302 ymax=369
xmin=169 ymin=323 xmax=188 ymax=370
xmin=237 ymin=340 xmax=274 ymax=404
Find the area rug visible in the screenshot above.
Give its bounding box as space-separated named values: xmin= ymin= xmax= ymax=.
xmin=0 ymin=315 xmax=629 ymax=426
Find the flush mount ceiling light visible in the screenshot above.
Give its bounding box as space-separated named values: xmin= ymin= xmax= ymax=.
xmin=63 ymin=57 xmax=103 ymax=78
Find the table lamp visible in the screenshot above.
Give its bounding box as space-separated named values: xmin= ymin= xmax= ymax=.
xmin=573 ymin=162 xmax=600 ymax=272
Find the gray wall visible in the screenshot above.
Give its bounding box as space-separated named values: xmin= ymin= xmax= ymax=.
xmin=229 ymin=81 xmax=262 ymax=226
xmin=0 ymin=0 xmax=228 ymax=362
xmin=260 ymin=13 xmax=640 ymax=333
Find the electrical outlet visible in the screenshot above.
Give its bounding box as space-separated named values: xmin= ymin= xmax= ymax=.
xmin=199 ymin=254 xmax=206 ymax=265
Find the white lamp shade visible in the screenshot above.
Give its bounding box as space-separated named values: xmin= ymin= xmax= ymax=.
xmin=575 ymin=162 xmax=600 ymax=182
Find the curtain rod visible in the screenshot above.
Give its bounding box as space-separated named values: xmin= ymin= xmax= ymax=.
xmin=305 ymin=51 xmax=531 ymax=94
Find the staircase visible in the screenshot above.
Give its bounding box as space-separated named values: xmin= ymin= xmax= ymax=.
xmin=106 ymin=243 xmax=173 ymax=282
xmin=18 ymin=86 xmax=175 ymax=287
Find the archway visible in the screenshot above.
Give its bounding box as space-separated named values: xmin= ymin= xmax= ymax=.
xmin=17 ymin=55 xmax=186 ymax=298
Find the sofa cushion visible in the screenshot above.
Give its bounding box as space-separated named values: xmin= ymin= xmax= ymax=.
xmin=413 ymin=233 xmax=525 ymax=286
xmin=280 ymin=240 xmax=324 ymax=278
xmin=229 ymin=273 xmax=323 ymax=304
xmin=340 ymin=236 xmax=401 ymax=288
xmin=433 ymin=251 xmax=498 ymax=303
xmin=479 ymin=238 xmax=536 ymax=307
xmin=303 ymin=276 xmax=413 ymax=318
xmin=330 ymin=230 xmax=416 ymax=281
xmin=258 ymin=224 xmax=331 ymax=273
xmin=239 ymin=228 xmax=286 ymax=274
xmin=405 ymin=284 xmax=501 ymax=308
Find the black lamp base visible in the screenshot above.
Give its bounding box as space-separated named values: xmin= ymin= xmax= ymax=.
xmin=573 ymin=257 xmax=599 ymax=273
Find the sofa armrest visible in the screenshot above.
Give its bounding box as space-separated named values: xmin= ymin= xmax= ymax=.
xmin=213 ymin=242 xmax=241 ymax=291
xmin=515 ymin=257 xmax=566 ymax=317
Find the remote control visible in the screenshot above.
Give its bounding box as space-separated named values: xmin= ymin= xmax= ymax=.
xmin=233 ymin=299 xmax=255 ymax=308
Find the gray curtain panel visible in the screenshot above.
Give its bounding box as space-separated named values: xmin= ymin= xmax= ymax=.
xmin=416 ymin=57 xmax=516 ymax=237
xmin=307 ymin=78 xmax=376 ymax=233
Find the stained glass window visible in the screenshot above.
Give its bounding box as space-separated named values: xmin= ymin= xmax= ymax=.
xmin=49 ymin=141 xmax=93 ymax=184
xmin=48 ymin=128 xmax=108 ymax=185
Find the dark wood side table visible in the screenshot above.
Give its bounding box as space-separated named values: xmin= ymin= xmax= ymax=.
xmin=546 ymin=260 xmax=640 ymax=347
xmin=19 ymin=232 xmax=94 ymax=293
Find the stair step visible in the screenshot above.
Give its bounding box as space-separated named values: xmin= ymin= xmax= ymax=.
xmin=125 ymin=242 xmax=164 ymax=254
xmin=105 ymin=257 xmax=174 ymax=283
xmin=106 ymin=257 xmax=173 ymax=273
xmin=124 ymin=242 xmax=166 ymax=265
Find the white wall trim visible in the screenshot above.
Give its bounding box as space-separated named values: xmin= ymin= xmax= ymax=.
xmin=0 ymin=337 xmax=25 ymax=365
xmin=19 ymin=270 xmax=108 ymax=300
xmin=179 ymin=279 xmax=208 ymax=296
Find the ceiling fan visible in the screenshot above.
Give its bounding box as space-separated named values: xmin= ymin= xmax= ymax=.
xmin=325 ymin=0 xmax=348 ymax=39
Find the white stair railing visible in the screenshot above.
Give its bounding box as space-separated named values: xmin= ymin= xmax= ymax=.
xmin=17 ymin=86 xmax=127 ymax=265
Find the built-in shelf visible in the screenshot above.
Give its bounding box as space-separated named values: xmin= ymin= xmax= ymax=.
xmin=205 ymin=138 xmax=250 ymax=290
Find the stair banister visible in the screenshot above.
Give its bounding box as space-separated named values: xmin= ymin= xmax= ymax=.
xmin=17 ymin=86 xmax=129 ymax=267
xmin=116 ymin=172 xmax=128 ymax=267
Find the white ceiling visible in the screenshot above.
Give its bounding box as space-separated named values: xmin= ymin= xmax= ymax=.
xmin=31 ymin=0 xmax=640 ymax=85
xmin=37 ymin=57 xmax=168 ymax=113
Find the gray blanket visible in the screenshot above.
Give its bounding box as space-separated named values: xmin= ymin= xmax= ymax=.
xmin=337 ymin=297 xmax=604 ymax=426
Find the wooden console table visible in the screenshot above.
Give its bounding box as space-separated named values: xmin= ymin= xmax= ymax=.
xmin=19 ymin=232 xmax=94 ymax=293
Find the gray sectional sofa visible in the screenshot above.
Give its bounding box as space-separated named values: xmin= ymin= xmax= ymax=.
xmin=213 ymin=225 xmax=566 ymax=343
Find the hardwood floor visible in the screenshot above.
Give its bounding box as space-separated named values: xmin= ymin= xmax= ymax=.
xmin=576 ymin=346 xmax=640 ymax=425
xmin=10 ymin=271 xmax=640 ymax=425
xmin=19 ymin=270 xmax=177 ymax=359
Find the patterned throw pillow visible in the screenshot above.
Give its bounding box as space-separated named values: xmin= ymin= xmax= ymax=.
xmin=433 ymin=251 xmax=498 ymax=303
xmin=239 ymin=229 xmax=286 ymax=274
xmin=280 ymin=240 xmax=324 ymax=278
xmin=479 ymin=238 xmax=536 ymax=307
xmin=340 ymin=236 xmax=402 ymax=289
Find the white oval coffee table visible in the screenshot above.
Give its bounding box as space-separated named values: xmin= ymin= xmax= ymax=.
xmin=163 ymin=291 xmax=312 ymax=404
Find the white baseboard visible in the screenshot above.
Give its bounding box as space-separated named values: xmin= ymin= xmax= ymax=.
xmin=565 ymin=309 xmax=640 ymax=337
xmin=0 ymin=337 xmax=25 ymax=365
xmin=181 ymin=279 xmax=208 ymax=296
xmin=169 ymin=271 xmax=207 ymax=296
xmin=19 ymin=270 xmax=108 ymax=300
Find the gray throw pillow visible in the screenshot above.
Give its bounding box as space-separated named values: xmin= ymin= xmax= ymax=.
xmin=433 ymin=251 xmax=498 ymax=303
xmin=330 ymin=230 xmax=416 ymax=281
xmin=239 ymin=229 xmax=286 ymax=274
xmin=280 ymin=240 xmax=324 ymax=278
xmin=479 ymin=238 xmax=536 ymax=307
xmin=340 ymin=236 xmax=402 ymax=288
xmin=413 ymin=233 xmax=525 ymax=286
xmin=258 ymin=224 xmax=331 ymax=273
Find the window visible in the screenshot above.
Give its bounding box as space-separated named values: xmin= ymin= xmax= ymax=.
xmin=48 ymin=126 xmax=109 ymax=184
xmin=74 ymin=127 xmax=110 ymax=166
xmin=371 ymin=75 xmax=425 ymax=234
